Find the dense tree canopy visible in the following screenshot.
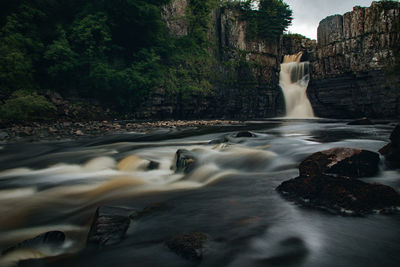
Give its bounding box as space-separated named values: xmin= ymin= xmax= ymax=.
xmin=0 ymin=0 xmax=292 ymax=118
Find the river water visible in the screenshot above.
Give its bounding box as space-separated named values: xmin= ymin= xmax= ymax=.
xmin=0 ymin=119 xmax=399 ymax=267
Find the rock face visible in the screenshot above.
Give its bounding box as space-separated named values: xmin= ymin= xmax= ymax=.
xmin=165 ymin=232 xmax=209 ymax=261
xmin=312 ymin=2 xmax=400 ymax=78
xmin=161 ymin=0 xmax=188 ymax=37
xmin=299 ymin=147 xmax=380 ymax=178
xmin=277 ymin=174 xmax=400 ymax=215
xmin=87 ymin=206 xmax=132 ymax=248
xmin=138 ymin=1 xmax=400 ymax=120
xmin=2 ymin=231 xmax=66 ymax=255
xmin=174 ymin=149 xmax=198 ymax=173
xmin=277 ymin=147 xmax=400 ymax=215
xmin=379 ymin=124 xmax=400 ymax=168
xmin=134 ymin=2 xmax=285 ymax=120
xmin=308 ymin=1 xmax=400 ymax=118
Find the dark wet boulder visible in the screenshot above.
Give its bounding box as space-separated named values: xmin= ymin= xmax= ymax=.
xmin=174 ymin=149 xmax=197 ymax=173
xmin=147 ymin=160 xmax=160 ymax=170
xmin=379 ymin=124 xmax=400 ymax=168
xmin=236 ymin=131 xmax=254 ymax=138
xmin=347 ymin=118 xmax=374 ymax=125
xmin=3 ymin=231 xmax=65 ymax=255
xmin=165 ymin=232 xmax=209 ymax=262
xmin=299 ymin=147 xmax=380 ymax=178
xmin=87 ymin=206 xmax=132 ymax=248
xmin=277 ymin=174 xmax=400 ymax=215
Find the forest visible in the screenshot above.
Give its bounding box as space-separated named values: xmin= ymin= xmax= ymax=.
xmin=0 ymin=0 xmax=292 ymax=122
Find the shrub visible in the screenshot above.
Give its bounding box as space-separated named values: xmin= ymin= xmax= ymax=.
xmin=0 ymin=90 xmax=56 ymax=122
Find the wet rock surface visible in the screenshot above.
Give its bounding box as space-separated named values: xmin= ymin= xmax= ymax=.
xmin=87 ymin=206 xmax=132 ymax=249
xmin=165 ymin=232 xmax=209 ymax=262
xmin=277 ymin=174 xmax=400 ymax=215
xmin=174 ymin=149 xmax=198 ymax=174
xmin=379 ymin=124 xmax=400 ymax=168
xmin=299 ymin=147 xmax=380 ymax=178
xmin=277 ymin=146 xmax=400 ymax=215
xmin=2 ymin=231 xmax=65 ymax=255
xmin=0 ymin=120 xmax=243 ymax=143
xmin=236 ymin=131 xmax=254 ymax=138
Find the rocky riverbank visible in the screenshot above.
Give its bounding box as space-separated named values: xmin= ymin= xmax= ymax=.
xmin=0 ymin=120 xmax=244 ymax=144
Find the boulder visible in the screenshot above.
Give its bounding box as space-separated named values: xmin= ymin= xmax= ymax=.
xmin=277 ymin=174 xmax=400 ymax=215
xmin=3 ymin=231 xmax=65 ymax=255
xmin=236 ymin=131 xmax=254 ymax=138
xmin=299 ymin=147 xmax=380 ymax=178
xmin=379 ymin=124 xmax=400 ymax=168
xmin=347 ymin=118 xmax=374 ymax=125
xmin=165 ymin=232 xmax=209 ymax=262
xmin=87 ymin=206 xmax=132 ymax=248
xmin=174 ymin=149 xmax=197 ymax=173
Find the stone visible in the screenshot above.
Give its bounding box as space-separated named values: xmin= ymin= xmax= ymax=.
xmin=174 ymin=149 xmax=197 ymax=173
xmin=277 ymin=174 xmax=400 ymax=215
xmin=165 ymin=232 xmax=209 ymax=262
xmin=379 ymin=124 xmax=400 ymax=168
xmin=2 ymin=231 xmax=65 ymax=255
xmin=147 ymin=160 xmax=160 ymax=170
xmin=236 ymin=131 xmax=254 ymax=138
xmin=0 ymin=131 xmax=9 ymax=139
xmin=299 ymin=147 xmax=380 ymax=178
xmin=347 ymin=118 xmax=374 ymax=125
xmin=87 ymin=206 xmax=132 ymax=248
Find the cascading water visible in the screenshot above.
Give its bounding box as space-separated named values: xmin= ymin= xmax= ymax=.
xmin=279 ymin=52 xmax=315 ymax=118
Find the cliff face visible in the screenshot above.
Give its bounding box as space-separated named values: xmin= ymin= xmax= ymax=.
xmin=308 ymin=1 xmax=400 ymax=118
xmin=136 ymin=3 xmax=284 ymax=119
xmin=312 ymin=2 xmax=400 ymax=78
xmin=161 ymin=0 xmax=189 ymax=37
xmin=143 ymin=1 xmax=400 ymax=120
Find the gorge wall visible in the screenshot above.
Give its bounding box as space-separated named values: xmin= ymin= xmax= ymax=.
xmin=308 ymin=1 xmax=400 ymax=118
xmin=135 ymin=1 xmax=285 ymax=120
xmin=137 ymin=0 xmax=400 ymax=120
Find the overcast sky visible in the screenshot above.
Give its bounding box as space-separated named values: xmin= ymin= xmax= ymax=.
xmin=284 ymin=0 xmax=377 ymax=40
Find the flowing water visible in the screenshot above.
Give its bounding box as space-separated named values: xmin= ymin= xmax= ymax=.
xmin=0 ymin=120 xmax=399 ymax=267
xmin=280 ymin=53 xmax=315 ymax=118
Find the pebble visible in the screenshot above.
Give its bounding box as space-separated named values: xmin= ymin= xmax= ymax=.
xmin=0 ymin=120 xmax=243 ymax=143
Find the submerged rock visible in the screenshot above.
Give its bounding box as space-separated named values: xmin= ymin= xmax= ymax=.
xmin=2 ymin=231 xmax=65 ymax=255
xmin=277 ymin=174 xmax=400 ymax=215
xmin=165 ymin=232 xmax=209 ymax=262
xmin=87 ymin=206 xmax=132 ymax=248
xmin=174 ymin=149 xmax=197 ymax=173
xmin=379 ymin=124 xmax=400 ymax=168
xmin=236 ymin=131 xmax=254 ymax=138
xmin=299 ymin=147 xmax=380 ymax=178
xmin=347 ymin=118 xmax=374 ymax=125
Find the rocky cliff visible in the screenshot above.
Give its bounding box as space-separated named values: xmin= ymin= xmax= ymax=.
xmin=140 ymin=0 xmax=400 ymax=120
xmin=136 ymin=2 xmax=285 ymax=119
xmin=308 ymin=1 xmax=400 ymax=118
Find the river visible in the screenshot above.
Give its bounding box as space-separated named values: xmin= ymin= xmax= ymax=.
xmin=0 ymin=119 xmax=399 ymax=267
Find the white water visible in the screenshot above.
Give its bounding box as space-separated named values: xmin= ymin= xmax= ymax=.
xmin=280 ymin=52 xmax=314 ymax=118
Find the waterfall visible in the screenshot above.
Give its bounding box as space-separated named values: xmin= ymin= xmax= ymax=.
xmin=279 ymin=52 xmax=314 ymax=118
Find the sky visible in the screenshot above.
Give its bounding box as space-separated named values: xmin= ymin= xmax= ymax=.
xmin=284 ymin=0 xmax=377 ymax=40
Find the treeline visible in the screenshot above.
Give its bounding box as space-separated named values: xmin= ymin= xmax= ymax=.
xmin=0 ymin=0 xmax=292 ymax=122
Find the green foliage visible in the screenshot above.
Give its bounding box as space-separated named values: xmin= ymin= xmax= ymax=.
xmin=239 ymin=0 xmax=293 ymax=41
xmin=0 ymin=0 xmax=292 ymax=117
xmin=283 ymin=33 xmax=307 ymax=40
xmin=378 ymin=0 xmax=400 ymax=11
xmin=0 ymin=90 xmax=56 ymax=122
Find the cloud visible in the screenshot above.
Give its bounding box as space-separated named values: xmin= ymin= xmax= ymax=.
xmin=284 ymin=0 xmax=374 ymax=39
